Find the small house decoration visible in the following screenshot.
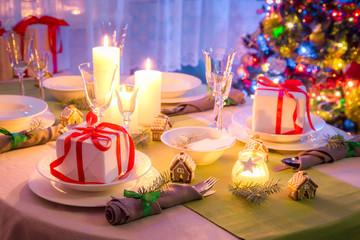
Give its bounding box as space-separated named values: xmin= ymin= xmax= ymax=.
xmin=169 ymin=151 xmax=196 ymax=183
xmin=244 ymin=135 xmax=269 ymax=162
xmin=151 ymin=114 xmax=172 ymax=141
xmin=288 ymin=170 xmax=318 ymax=201
xmin=59 ymin=105 xmax=84 ymax=127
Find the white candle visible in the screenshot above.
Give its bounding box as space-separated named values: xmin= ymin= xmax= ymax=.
xmin=92 ymin=36 xmax=121 ymax=123
xmin=135 ymin=58 xmax=162 ymax=126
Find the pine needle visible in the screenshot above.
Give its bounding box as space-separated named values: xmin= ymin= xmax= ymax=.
xmin=137 ymin=171 xmax=171 ymax=195
xmin=229 ymin=179 xmax=283 ymax=205
xmin=25 ymin=119 xmax=45 ymax=138
xmin=62 ymin=97 xmax=90 ymax=110
xmin=325 ymin=134 xmax=346 ymax=150
xmin=131 ymin=129 xmax=151 ymax=148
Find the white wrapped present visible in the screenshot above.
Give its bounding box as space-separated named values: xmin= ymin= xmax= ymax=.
xmin=54 ymin=119 xmax=135 ymax=184
xmin=0 ymin=36 xmax=14 ymax=81
xmin=252 ymin=76 xmax=313 ymax=135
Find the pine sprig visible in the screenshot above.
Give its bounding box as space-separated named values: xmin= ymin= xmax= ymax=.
xmin=229 ymin=179 xmax=283 ymax=205
xmin=131 ymin=129 xmax=151 ymax=148
xmin=62 ymin=97 xmax=90 ymax=110
xmin=137 ymin=171 xmax=171 ymax=195
xmin=25 ymin=119 xmax=45 ymax=138
xmin=325 ymin=134 xmax=347 ymax=150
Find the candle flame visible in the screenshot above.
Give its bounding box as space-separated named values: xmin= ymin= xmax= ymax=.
xmin=145 ymin=58 xmax=151 ymax=70
xmin=104 ymin=35 xmax=109 ymax=47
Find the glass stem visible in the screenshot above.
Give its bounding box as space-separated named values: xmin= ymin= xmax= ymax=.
xmin=17 ymin=70 xmax=25 ymax=96
xmin=122 ymin=113 xmax=131 ymax=132
xmin=38 ymin=73 xmax=45 ymax=100
xmin=216 ymin=98 xmax=224 ymax=130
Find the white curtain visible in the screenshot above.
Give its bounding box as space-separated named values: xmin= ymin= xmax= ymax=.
xmin=0 ymin=0 xmax=263 ymax=75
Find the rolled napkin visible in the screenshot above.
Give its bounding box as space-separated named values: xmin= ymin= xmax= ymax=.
xmin=161 ymin=88 xmax=246 ymax=116
xmin=105 ymin=183 xmax=202 ymax=225
xmin=0 ymin=125 xmax=65 ymax=154
xmin=282 ymin=135 xmax=360 ymax=170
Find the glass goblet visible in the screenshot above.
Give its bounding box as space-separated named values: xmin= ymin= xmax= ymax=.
xmin=212 ymin=71 xmax=234 ymax=131
xmin=30 ymin=49 xmax=49 ymax=100
xmin=115 ymin=84 xmax=138 ymax=132
xmin=4 ymin=31 xmax=34 ymax=95
xmin=78 ymin=62 xmax=118 ymax=122
xmin=202 ymin=47 xmax=236 ymax=127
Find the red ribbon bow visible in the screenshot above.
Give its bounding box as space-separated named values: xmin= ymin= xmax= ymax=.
xmin=13 ymin=15 xmax=69 ymax=73
xmin=50 ymin=111 xmax=135 ymax=184
xmin=257 ymin=76 xmax=315 ymax=135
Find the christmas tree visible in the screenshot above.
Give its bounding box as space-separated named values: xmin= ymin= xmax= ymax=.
xmin=236 ymin=0 xmax=360 ymax=134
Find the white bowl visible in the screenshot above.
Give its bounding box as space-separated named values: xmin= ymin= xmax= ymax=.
xmin=0 ymin=95 xmax=48 ymax=133
xmin=161 ymin=127 xmax=236 ymax=165
xmin=43 ymin=75 xmax=85 ymax=101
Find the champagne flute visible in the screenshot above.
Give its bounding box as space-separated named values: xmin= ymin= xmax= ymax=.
xmin=4 ymin=31 xmax=33 ymax=95
xmin=115 ymin=84 xmax=138 ymax=131
xmin=202 ymin=47 xmax=236 ymax=127
xmin=212 ymin=71 xmax=234 ymax=131
xmin=30 ymin=49 xmax=49 ymax=100
xmin=78 ymin=62 xmax=118 ymax=122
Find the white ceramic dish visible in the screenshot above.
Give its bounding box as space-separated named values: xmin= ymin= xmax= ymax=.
xmin=31 ymin=110 xmax=56 ymax=129
xmin=126 ymin=72 xmax=202 ymax=99
xmin=228 ymin=122 xmax=348 ymax=151
xmin=43 ymin=75 xmax=85 ymax=101
xmin=161 ymin=84 xmax=208 ymax=104
xmin=161 ymin=127 xmax=236 ymax=165
xmin=36 ymin=150 xmax=152 ymax=192
xmin=0 ymin=95 xmax=48 ymax=133
xmin=28 ymin=167 xmax=160 ymax=207
xmin=231 ymin=106 xmax=326 ymax=143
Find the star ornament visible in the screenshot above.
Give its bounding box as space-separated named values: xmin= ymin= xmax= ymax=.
xmin=242 ymin=157 xmax=258 ymax=173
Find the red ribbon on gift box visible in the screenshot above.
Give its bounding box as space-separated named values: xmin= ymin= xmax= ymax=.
xmin=13 ymin=15 xmax=69 ymax=73
xmin=0 ymin=21 xmax=5 ymax=36
xmin=257 ymin=76 xmax=315 ymax=135
xmin=50 ymin=112 xmax=135 ymax=184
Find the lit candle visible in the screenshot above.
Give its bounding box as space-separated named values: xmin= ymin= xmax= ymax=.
xmin=135 ymin=58 xmax=162 ymax=126
xmin=92 ymin=36 xmax=121 ymax=123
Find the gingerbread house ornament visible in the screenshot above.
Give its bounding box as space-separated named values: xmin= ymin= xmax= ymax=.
xmin=288 ymin=171 xmax=318 ymax=200
xmin=244 ymin=135 xmax=269 ymax=162
xmin=60 ymin=105 xmax=84 ymax=127
xmin=151 ymin=114 xmax=172 ymax=141
xmin=169 ymin=152 xmax=196 ymax=183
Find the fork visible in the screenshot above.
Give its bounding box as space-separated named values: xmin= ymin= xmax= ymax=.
xmin=192 ymin=177 xmax=218 ymax=195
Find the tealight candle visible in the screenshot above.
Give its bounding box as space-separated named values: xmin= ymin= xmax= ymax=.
xmin=92 ymin=36 xmax=121 ymax=124
xmin=231 ymin=150 xmax=269 ymax=186
xmin=135 ymin=58 xmax=162 ymax=126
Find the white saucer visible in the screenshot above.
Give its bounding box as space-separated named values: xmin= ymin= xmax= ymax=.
xmin=232 ymin=106 xmax=326 ymax=143
xmin=31 ymin=110 xmax=56 ymax=129
xmin=229 ymin=122 xmax=344 ymax=151
xmin=0 ymin=95 xmax=48 ymax=133
xmin=161 ymin=84 xmax=208 ymax=104
xmin=28 ymin=167 xmax=160 ymax=207
xmin=36 ymin=150 xmax=152 ymax=192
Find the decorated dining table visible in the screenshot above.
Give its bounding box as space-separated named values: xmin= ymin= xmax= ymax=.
xmin=1 ymin=76 xmax=360 ymax=240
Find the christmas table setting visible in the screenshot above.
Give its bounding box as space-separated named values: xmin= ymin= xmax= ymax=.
xmin=1 ymin=1 xmax=360 ymax=239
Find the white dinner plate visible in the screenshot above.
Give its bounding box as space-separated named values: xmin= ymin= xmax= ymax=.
xmin=229 ymin=122 xmax=344 ymax=151
xmin=0 ymin=95 xmax=48 ymax=133
xmin=232 ymin=106 xmax=326 ymax=143
xmin=36 ymin=150 xmax=152 ymax=192
xmin=161 ymin=84 xmax=208 ymax=104
xmin=28 ymin=167 xmax=160 ymax=207
xmin=126 ymin=72 xmax=203 ymax=99
xmin=30 ymin=110 xmax=56 ymax=129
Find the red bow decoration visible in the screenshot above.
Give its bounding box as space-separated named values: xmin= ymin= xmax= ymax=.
xmin=0 ymin=21 xmax=5 ymax=36
xmin=13 ymin=15 xmax=69 ymax=73
xmin=257 ymin=76 xmax=315 ymax=135
xmin=50 ymin=111 xmax=135 ymax=184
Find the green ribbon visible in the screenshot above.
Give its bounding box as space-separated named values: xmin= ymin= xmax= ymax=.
xmin=345 ymin=141 xmax=360 ymax=157
xmin=124 ymin=189 xmax=161 ymax=217
xmin=0 ymin=127 xmax=27 ymax=149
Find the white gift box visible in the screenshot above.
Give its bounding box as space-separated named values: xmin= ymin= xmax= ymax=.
xmin=0 ymin=36 xmax=14 ymax=81
xmin=55 ymin=124 xmax=131 ymax=183
xmin=252 ymin=80 xmax=306 ymax=134
xmin=26 ymin=24 xmax=69 ymax=74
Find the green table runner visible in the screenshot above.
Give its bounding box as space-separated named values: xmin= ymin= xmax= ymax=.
xmin=1 ymin=81 xmax=360 ymax=239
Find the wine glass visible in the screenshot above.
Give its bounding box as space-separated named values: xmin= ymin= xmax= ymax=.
xmin=30 ymin=49 xmax=49 ymax=100
xmin=212 ymin=71 xmax=234 ymax=131
xmin=115 ymin=84 xmax=138 ymax=131
xmin=202 ymin=47 xmax=236 ymax=128
xmin=78 ymin=62 xmax=118 ymax=122
xmin=4 ymin=31 xmax=34 ymax=95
